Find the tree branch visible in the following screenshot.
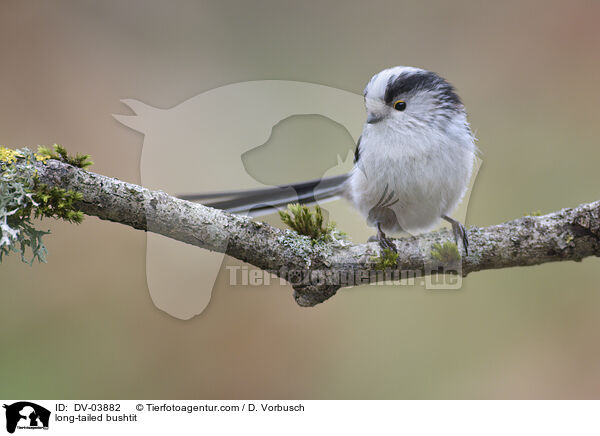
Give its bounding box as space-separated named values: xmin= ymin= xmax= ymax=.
xmin=25 ymin=159 xmax=600 ymax=306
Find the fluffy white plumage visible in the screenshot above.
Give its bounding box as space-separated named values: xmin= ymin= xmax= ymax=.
xmin=345 ymin=66 xmax=476 ymax=235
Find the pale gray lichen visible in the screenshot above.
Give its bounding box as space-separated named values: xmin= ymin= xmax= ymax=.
xmin=1 ymin=145 xmax=89 ymax=264
xmin=1 ymin=147 xmax=49 ymax=263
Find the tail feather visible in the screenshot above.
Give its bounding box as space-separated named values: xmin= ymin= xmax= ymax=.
xmin=178 ymin=174 xmax=348 ymax=216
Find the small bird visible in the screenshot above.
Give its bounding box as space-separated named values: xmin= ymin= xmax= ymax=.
xmin=182 ymin=66 xmax=477 ymax=254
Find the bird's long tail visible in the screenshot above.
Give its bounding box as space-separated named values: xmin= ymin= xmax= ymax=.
xmin=178 ymin=174 xmax=348 ymax=217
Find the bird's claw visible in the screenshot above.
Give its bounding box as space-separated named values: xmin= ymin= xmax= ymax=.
xmin=371 ymin=224 xmax=397 ymax=253
xmin=368 ymin=232 xmax=398 ymax=253
xmin=378 ymin=234 xmax=397 ymax=253
xmin=450 ymin=220 xmax=469 ymax=256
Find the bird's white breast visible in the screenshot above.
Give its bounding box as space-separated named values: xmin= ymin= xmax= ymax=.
xmin=346 ymin=118 xmax=475 ymax=234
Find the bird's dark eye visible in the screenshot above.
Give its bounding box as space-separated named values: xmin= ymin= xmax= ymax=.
xmin=393 ymin=100 xmax=406 ymax=111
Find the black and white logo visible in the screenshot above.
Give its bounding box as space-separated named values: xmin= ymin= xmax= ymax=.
xmin=3 ymin=402 xmax=50 ymax=434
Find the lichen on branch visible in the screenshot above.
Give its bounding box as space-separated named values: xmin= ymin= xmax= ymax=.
xmin=3 ymin=154 xmax=600 ymax=307
xmin=0 ymin=145 xmax=91 ymax=263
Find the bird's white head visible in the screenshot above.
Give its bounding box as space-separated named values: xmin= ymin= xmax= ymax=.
xmin=363 ymin=66 xmax=468 ymax=135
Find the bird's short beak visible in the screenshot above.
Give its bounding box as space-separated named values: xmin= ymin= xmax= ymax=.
xmin=366 ymin=112 xmax=385 ymax=124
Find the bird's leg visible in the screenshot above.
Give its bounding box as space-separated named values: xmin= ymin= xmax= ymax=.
xmin=442 ymin=215 xmax=469 ymax=255
xmin=376 ymin=222 xmax=397 ymax=253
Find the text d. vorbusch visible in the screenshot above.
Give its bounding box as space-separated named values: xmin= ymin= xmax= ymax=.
xmin=248 ymin=403 xmax=304 ymax=412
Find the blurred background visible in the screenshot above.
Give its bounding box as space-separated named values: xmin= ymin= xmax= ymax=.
xmin=1 ymin=0 xmax=600 ymax=399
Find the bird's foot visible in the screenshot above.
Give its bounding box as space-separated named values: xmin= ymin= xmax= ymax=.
xmin=369 ymin=224 xmax=397 ymax=253
xmin=378 ymin=235 xmax=397 ymax=253
xmin=443 ymin=216 xmax=469 ymax=256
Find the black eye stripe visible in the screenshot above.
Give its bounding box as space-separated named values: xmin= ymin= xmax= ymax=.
xmin=384 ymin=70 xmax=461 ymax=107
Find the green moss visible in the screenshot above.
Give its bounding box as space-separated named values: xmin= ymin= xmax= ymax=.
xmin=36 ymin=144 xmax=93 ymax=169
xmin=370 ymin=248 xmax=399 ymax=270
xmin=1 ymin=145 xmax=91 ymax=264
xmin=431 ymin=241 xmax=460 ymax=263
xmin=29 ymin=181 xmax=84 ymax=223
xmin=279 ymin=203 xmax=340 ymax=243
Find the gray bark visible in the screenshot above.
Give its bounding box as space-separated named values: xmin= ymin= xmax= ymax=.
xmin=28 ymin=160 xmax=600 ymax=306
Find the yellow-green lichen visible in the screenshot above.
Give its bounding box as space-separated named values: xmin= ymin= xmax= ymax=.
xmin=0 ymin=146 xmax=23 ymax=164
xmin=35 ymin=152 xmax=51 ymax=163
